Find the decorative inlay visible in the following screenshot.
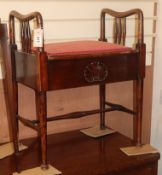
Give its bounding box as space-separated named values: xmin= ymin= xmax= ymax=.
xmin=84 ymin=61 xmax=108 ymax=83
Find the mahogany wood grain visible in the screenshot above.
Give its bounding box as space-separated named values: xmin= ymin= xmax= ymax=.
xmin=0 ymin=131 xmax=160 ymax=175
xmin=47 ymin=53 xmax=138 ymax=90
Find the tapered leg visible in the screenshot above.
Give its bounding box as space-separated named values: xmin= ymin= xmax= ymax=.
xmin=6 ymin=44 xmax=20 ymax=155
xmin=12 ymin=81 xmax=19 ymax=154
xmin=35 ymin=91 xmax=48 ymax=169
xmin=133 ymin=80 xmax=137 ymax=143
xmin=99 ymin=83 xmax=106 ymax=129
xmin=133 ymin=79 xmax=143 ymax=146
xmin=3 ymin=77 xmax=19 ymax=154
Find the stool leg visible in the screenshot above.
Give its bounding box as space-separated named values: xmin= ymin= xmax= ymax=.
xmin=12 ymin=82 xmax=19 ymax=154
xmin=133 ymin=79 xmax=143 ymax=146
xmin=35 ymin=91 xmax=48 ymax=169
xmin=99 ymin=84 xmax=106 ymax=129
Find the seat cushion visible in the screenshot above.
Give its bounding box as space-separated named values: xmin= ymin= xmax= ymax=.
xmin=44 ymin=40 xmax=133 ymax=59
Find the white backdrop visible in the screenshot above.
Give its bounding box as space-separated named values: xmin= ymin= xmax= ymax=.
xmin=151 ymin=0 xmax=162 ymax=174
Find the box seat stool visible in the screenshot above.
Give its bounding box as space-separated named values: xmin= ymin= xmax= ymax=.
xmin=7 ymin=8 xmax=146 ymax=170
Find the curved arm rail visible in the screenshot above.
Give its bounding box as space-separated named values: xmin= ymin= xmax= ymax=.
xmin=9 ymin=10 xmax=44 ymax=52
xmin=99 ymin=8 xmax=144 ymax=45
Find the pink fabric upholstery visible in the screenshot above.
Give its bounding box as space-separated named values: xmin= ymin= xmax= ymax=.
xmin=44 ymin=40 xmax=132 ymax=57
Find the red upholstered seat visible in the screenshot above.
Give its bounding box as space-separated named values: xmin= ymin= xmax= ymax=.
xmin=44 ymin=40 xmax=133 ymax=59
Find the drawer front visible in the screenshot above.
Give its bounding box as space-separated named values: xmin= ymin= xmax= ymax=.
xmin=48 ymin=53 xmax=138 ymax=90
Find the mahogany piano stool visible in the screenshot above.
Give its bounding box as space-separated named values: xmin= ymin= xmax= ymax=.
xmin=1 ymin=8 xmax=158 ymax=174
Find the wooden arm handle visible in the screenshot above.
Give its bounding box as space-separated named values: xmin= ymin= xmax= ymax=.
xmin=99 ymin=8 xmax=144 ymax=44
xmin=9 ymin=10 xmax=43 ymax=47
